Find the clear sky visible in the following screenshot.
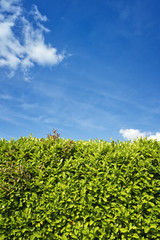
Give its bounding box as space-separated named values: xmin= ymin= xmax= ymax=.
xmin=0 ymin=0 xmax=160 ymax=141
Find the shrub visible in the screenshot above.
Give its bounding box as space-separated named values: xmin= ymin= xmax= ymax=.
xmin=0 ymin=135 xmax=160 ymax=239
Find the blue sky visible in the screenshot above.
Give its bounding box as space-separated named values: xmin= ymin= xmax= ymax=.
xmin=0 ymin=0 xmax=160 ymax=141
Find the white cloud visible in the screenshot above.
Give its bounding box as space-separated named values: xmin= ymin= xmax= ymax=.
xmin=0 ymin=0 xmax=22 ymax=16
xmin=31 ymin=4 xmax=48 ymax=22
xmin=148 ymin=132 xmax=160 ymax=141
xmin=119 ymin=129 xmax=147 ymax=141
xmin=120 ymin=128 xmax=160 ymax=141
xmin=0 ymin=0 xmax=65 ymax=77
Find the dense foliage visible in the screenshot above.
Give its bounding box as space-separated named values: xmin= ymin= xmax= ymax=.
xmin=0 ymin=133 xmax=160 ymax=239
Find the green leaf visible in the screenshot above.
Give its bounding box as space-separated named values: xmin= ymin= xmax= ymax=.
xmin=70 ymin=234 xmax=77 ymax=239
xmin=82 ymin=228 xmax=89 ymax=235
xmin=120 ymin=228 xmax=128 ymax=233
xmin=33 ymin=232 xmax=42 ymax=238
xmin=61 ymin=235 xmax=68 ymax=240
xmin=144 ymin=227 xmax=150 ymax=233
xmin=32 ymin=192 xmax=38 ymax=199
xmin=132 ymin=233 xmax=140 ymax=239
xmin=150 ymin=224 xmax=157 ymax=229
xmin=0 ymin=235 xmax=6 ymax=240
xmin=0 ymin=215 xmax=4 ymax=225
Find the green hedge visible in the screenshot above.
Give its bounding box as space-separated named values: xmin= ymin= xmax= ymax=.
xmin=0 ymin=136 xmax=160 ymax=239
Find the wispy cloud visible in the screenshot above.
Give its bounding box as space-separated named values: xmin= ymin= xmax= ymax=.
xmin=107 ymin=0 xmax=154 ymax=37
xmin=20 ymin=103 xmax=38 ymax=110
xmin=0 ymin=104 xmax=19 ymax=125
xmin=0 ymin=0 xmax=65 ymax=78
xmin=0 ymin=93 xmax=13 ymax=100
xmin=120 ymin=128 xmax=160 ymax=141
xmin=74 ymin=118 xmax=106 ymax=131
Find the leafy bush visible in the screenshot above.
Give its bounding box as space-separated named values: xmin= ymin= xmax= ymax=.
xmin=0 ymin=134 xmax=160 ymax=239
